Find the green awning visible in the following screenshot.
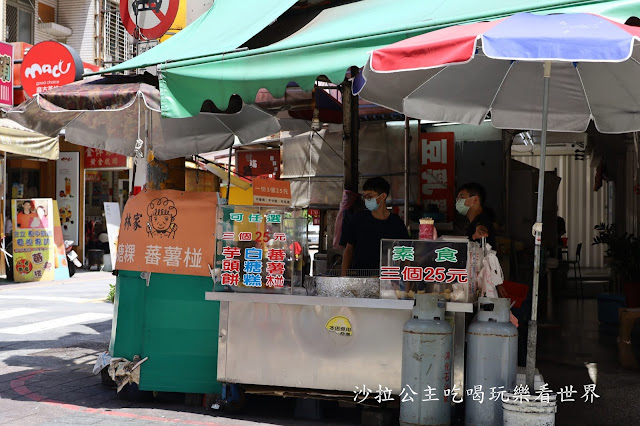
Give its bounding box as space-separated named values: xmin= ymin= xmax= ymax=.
xmin=158 ymin=0 xmax=640 ymax=118
xmin=95 ymin=0 xmax=298 ymax=75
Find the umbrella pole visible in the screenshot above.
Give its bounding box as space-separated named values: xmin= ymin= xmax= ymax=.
xmin=404 ymin=116 xmax=410 ymax=227
xmin=226 ymin=144 xmax=233 ymax=203
xmin=526 ymin=60 xmax=551 ymax=390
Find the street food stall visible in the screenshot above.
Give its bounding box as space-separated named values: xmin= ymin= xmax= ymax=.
xmin=205 ymin=204 xmax=481 ymax=396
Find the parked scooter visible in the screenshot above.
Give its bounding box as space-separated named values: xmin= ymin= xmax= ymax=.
xmin=65 ymin=240 xmax=82 ymax=277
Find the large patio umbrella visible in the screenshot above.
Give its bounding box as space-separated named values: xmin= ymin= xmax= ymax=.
xmin=356 ymin=12 xmax=640 ymax=388
xmin=7 ymin=76 xmax=280 ymax=160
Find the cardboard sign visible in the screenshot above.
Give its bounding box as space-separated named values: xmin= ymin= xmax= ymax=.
xmin=56 ymin=152 xmax=79 ymax=243
xmin=85 ymin=148 xmax=127 ymax=168
xmin=12 ymin=198 xmax=56 ymax=282
xmin=253 ymin=177 xmax=292 ymax=206
xmin=419 ymin=132 xmax=456 ymax=221
xmin=0 ymin=41 xmax=13 ymax=107
xmin=116 ymin=190 xmax=216 ymax=276
xmin=20 ymin=41 xmax=82 ymax=97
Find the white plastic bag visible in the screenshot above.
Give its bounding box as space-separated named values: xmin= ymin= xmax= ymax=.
xmin=476 ymin=239 xmax=504 ymax=298
xmin=93 ymin=351 xmax=112 ymax=375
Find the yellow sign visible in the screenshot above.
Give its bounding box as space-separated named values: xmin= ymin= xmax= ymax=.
xmin=12 ymin=198 xmax=56 ymax=282
xmin=325 ymin=316 xmax=353 ymax=336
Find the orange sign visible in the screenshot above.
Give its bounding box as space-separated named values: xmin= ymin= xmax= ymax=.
xmin=253 ymin=177 xmax=292 ymax=206
xmin=116 ymin=190 xmax=217 ymax=276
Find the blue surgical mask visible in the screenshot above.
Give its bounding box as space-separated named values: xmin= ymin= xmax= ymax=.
xmin=365 ymin=197 xmax=379 ymax=211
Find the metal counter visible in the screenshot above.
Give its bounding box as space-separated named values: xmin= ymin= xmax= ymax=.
xmin=205 ymin=291 xmax=472 ymax=395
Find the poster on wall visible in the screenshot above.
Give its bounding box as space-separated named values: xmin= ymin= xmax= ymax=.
xmin=116 ymin=190 xmax=216 ymax=276
xmin=104 ymin=202 xmax=121 ymax=269
xmin=419 ymin=131 xmax=456 ymax=222
xmin=52 ymin=201 xmax=70 ymax=280
xmin=56 ymin=152 xmax=79 ymax=243
xmin=12 ymin=198 xmax=56 ymax=282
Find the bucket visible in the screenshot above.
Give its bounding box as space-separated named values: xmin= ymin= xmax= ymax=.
xmin=503 ymin=393 xmax=557 ymax=426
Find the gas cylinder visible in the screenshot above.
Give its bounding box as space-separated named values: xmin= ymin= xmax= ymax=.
xmin=465 ymin=297 xmax=518 ymax=426
xmin=400 ymin=294 xmax=453 ymax=426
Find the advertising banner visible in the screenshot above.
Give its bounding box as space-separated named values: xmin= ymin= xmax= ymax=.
xmin=85 ymin=148 xmax=127 ymax=168
xmin=0 ymin=41 xmax=13 ymax=107
xmin=419 ymin=132 xmax=456 ymax=221
xmin=104 ymin=202 xmax=121 ymax=269
xmin=56 ymin=152 xmax=79 ymax=243
xmin=253 ymin=177 xmax=292 ymax=206
xmin=12 ymin=198 xmax=56 ymax=282
xmin=116 ymin=190 xmax=216 ymax=276
xmin=236 ymin=149 xmax=280 ymax=178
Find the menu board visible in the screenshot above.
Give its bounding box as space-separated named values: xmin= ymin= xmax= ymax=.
xmin=379 ymin=239 xmax=481 ymax=302
xmin=214 ymin=205 xmax=307 ymax=293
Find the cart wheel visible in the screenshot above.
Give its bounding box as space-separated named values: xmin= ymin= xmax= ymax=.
xmin=100 ymin=367 xmax=116 ymax=388
xmin=219 ymin=384 xmax=246 ymax=413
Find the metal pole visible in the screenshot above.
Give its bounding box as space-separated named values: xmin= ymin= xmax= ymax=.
xmin=404 ymin=117 xmax=410 ymax=227
xmin=226 ymin=144 xmax=233 ymax=203
xmin=526 ymin=60 xmax=551 ymax=390
xmin=342 ymin=67 xmax=360 ymax=193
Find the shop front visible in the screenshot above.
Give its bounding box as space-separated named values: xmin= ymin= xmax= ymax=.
xmin=83 ymin=148 xmax=132 ymax=268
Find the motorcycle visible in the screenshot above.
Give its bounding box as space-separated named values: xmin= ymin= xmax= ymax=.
xmin=65 ymin=240 xmax=82 ymax=277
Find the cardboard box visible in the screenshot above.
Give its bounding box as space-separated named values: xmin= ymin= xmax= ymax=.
xmin=618 ymin=308 xmax=640 ymax=369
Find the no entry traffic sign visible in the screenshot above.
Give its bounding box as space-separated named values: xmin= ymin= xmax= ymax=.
xmin=120 ymin=0 xmax=179 ymax=41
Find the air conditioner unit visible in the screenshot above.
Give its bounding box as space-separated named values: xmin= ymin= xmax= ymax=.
xmin=38 ymin=22 xmax=73 ymax=38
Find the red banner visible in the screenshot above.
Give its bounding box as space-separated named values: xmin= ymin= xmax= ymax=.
xmin=0 ymin=41 xmax=13 ymax=107
xmin=419 ymin=132 xmax=455 ymax=221
xmin=85 ymin=148 xmax=127 ymax=168
xmin=236 ymin=149 xmax=280 ymax=178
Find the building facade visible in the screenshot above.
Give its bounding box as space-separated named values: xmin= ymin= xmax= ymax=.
xmin=1 ymin=0 xmax=133 ymax=264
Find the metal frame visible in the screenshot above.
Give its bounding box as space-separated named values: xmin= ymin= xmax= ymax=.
xmin=206 ymin=291 xmax=471 ymax=395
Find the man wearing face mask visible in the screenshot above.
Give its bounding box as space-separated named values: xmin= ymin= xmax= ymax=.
xmin=456 ymin=182 xmax=507 ymax=297
xmin=455 ymin=182 xmax=496 ymax=247
xmin=341 ymin=177 xmax=409 ymax=275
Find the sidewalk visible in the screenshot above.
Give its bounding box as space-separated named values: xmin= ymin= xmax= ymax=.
xmin=537 ymin=298 xmax=640 ymax=424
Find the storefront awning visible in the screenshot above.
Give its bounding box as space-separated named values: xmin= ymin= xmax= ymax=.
xmin=0 ymin=118 xmax=58 ymax=160
xmin=155 ymin=0 xmax=640 ymax=118
xmin=94 ymin=0 xmax=299 ymax=75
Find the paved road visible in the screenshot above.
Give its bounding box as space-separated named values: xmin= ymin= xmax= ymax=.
xmin=0 ymin=271 xmax=362 ymax=425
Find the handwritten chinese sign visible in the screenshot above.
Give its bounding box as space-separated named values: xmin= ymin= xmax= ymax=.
xmin=116 ymin=190 xmax=216 ymax=276
xmin=420 ymin=132 xmax=455 ymax=221
xmin=84 ymin=148 xmax=127 ymax=169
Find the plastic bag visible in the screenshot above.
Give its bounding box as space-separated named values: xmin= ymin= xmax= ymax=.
xmin=93 ymin=351 xmax=112 ymax=375
xmin=333 ymin=190 xmax=359 ymax=249
xmin=476 ymin=240 xmax=504 ymax=298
